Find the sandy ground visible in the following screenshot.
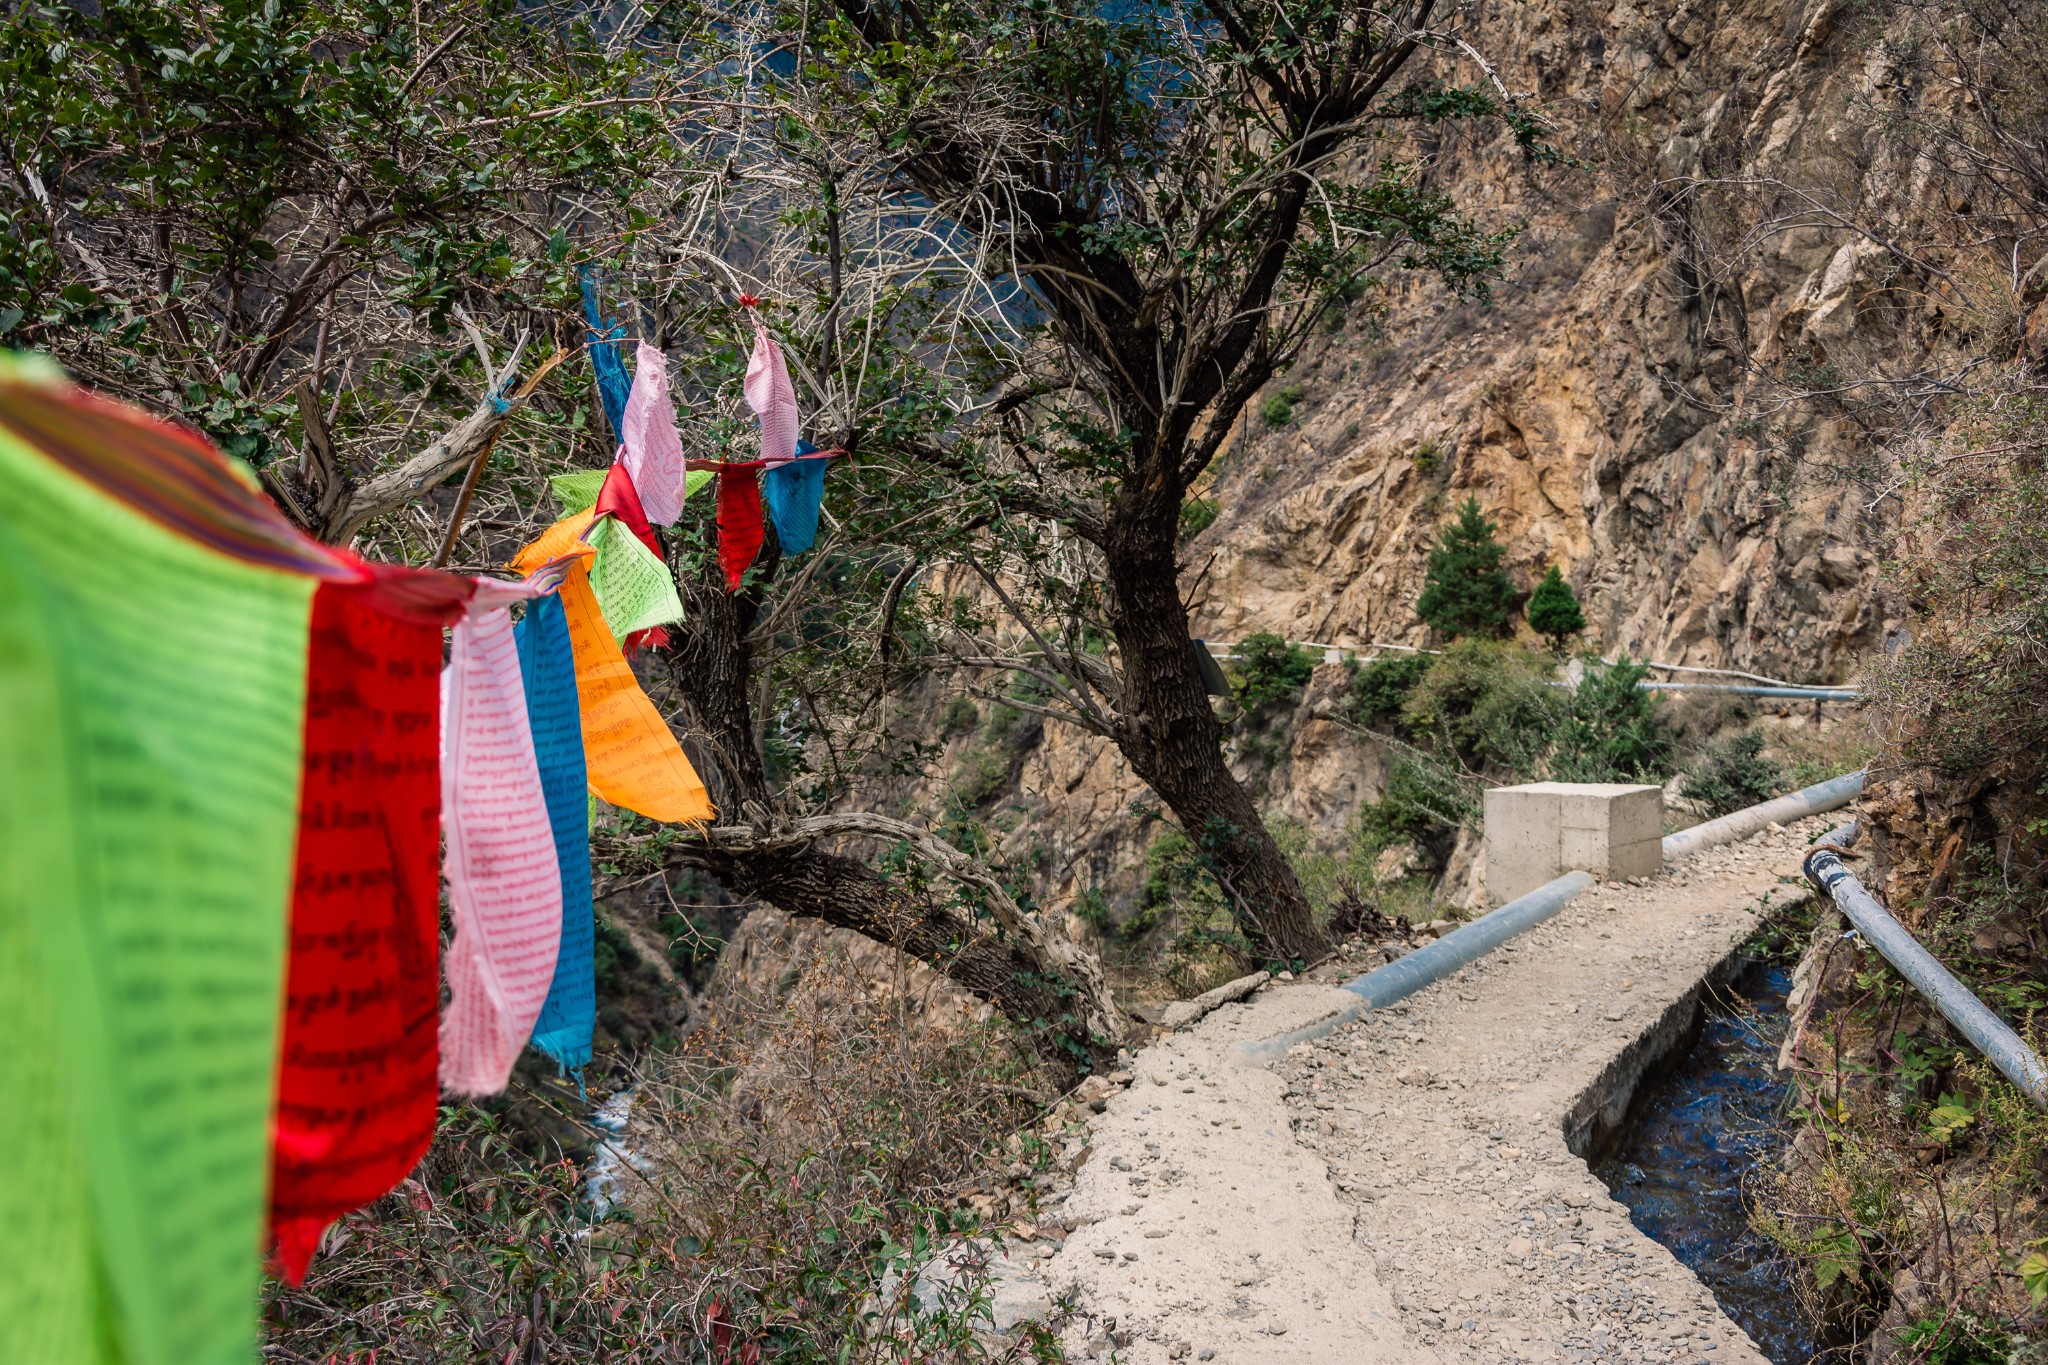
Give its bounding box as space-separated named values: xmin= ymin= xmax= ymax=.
xmin=1018 ymin=816 xmax=1832 ymax=1364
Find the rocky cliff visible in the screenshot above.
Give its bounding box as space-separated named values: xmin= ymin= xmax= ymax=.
xmin=926 ymin=0 xmax=1913 ymax=926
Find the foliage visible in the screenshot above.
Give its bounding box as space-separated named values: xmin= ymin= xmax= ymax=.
xmin=1415 ymin=498 xmax=1519 ymax=639
xmin=265 ymin=960 xmax=1063 ymax=1364
xmin=1354 ymin=751 xmax=1482 ymax=862
xmin=1548 ymin=656 xmax=1673 ymax=783
xmin=1680 ymin=730 xmax=1784 ymax=817
xmin=0 ymin=0 xmax=681 ymax=483
xmin=1260 ymin=384 xmax=1306 ymax=426
xmin=1231 ymin=631 xmax=1318 ymax=713
xmin=1178 ymin=495 xmax=1221 ymax=539
xmin=1342 ymin=652 xmax=1430 ymax=730
xmin=1868 ymin=388 xmax=2048 ymax=780
xmin=1524 ymin=565 xmax=1585 ymax=650
xmin=1400 ymin=639 xmax=1562 ymax=774
xmin=1350 ymin=645 xmax=1673 ymax=861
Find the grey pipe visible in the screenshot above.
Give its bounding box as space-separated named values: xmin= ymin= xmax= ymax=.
xmin=1662 ymin=769 xmax=1866 ymax=861
xmin=1232 ymin=770 xmax=1868 ymax=1065
xmin=1804 ymin=839 xmax=2048 ymax=1110
xmin=1638 ymin=682 xmax=1860 ymax=701
xmin=1234 ymin=872 xmax=1596 ymax=1064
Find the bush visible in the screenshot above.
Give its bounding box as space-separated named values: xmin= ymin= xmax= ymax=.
xmin=1548 ymin=656 xmax=1674 ymax=783
xmin=1680 ymin=729 xmax=1784 ymax=817
xmin=1354 ymin=752 xmax=1482 ymax=864
xmin=1342 ymin=653 xmax=1430 ymax=730
xmin=1525 ymin=565 xmax=1585 ymax=650
xmin=263 ymin=958 xmax=1055 ymax=1363
xmin=1178 ymin=495 xmax=1220 ymax=538
xmin=1259 ymin=383 xmax=1304 ymax=426
xmin=1231 ymin=631 xmax=1317 ymax=712
xmin=1400 ymin=639 xmax=1562 ymax=774
xmin=1415 ymin=498 xmax=1519 ymax=639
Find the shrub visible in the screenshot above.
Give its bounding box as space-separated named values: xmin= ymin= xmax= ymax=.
xmin=1525 ymin=565 xmax=1585 ymax=650
xmin=1259 ymin=383 xmax=1305 ymax=426
xmin=1548 ymin=656 xmax=1674 ymax=783
xmin=1178 ymin=495 xmax=1220 ymax=538
xmin=1680 ymin=729 xmax=1784 ymax=817
xmin=940 ymin=696 xmax=981 ymax=739
xmin=1400 ymin=639 xmax=1563 ymax=774
xmin=1231 ymin=631 xmax=1317 ymax=712
xmin=1354 ymin=752 xmax=1482 ymax=864
xmin=1415 ymin=498 xmax=1519 ymax=639
xmin=263 ymin=959 xmax=1055 ymax=1364
xmin=1342 ymin=653 xmax=1430 ymax=730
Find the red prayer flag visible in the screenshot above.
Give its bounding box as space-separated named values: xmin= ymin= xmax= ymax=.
xmin=716 ymin=463 xmax=765 ymax=591
xmin=269 ymin=562 xmax=470 ymax=1284
xmin=593 ymin=459 xmax=662 ymax=559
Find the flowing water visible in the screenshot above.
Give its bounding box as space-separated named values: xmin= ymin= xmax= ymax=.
xmin=1593 ymin=961 xmax=1820 ymax=1365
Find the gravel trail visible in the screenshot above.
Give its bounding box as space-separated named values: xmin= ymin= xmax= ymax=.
xmin=1029 ymin=816 xmax=1828 ymax=1365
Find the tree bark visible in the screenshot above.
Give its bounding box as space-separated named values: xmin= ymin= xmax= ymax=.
xmin=674 ymin=839 xmax=1120 ymax=1081
xmin=1103 ymin=478 xmax=1328 ymax=964
xmin=664 ymin=567 xmax=1122 ymax=1081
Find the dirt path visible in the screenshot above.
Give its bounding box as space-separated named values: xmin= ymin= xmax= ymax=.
xmin=1025 ymin=816 xmax=1830 ymax=1364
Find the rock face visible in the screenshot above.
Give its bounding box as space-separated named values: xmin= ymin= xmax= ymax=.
xmin=954 ymin=0 xmax=1914 ymax=919
xmin=1189 ymin=0 xmax=1900 ymax=683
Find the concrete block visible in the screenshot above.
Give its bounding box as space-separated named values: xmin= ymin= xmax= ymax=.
xmin=1483 ymin=782 xmax=1665 ymax=906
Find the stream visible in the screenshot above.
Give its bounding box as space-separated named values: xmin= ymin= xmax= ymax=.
xmin=1592 ymin=960 xmax=1820 ymax=1365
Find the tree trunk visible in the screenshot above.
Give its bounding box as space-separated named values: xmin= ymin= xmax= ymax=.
xmin=663 ymin=568 xmax=1121 ymax=1082
xmin=1104 ymin=477 xmax=1327 ymax=964
xmin=675 ymin=840 xmax=1119 ymax=1082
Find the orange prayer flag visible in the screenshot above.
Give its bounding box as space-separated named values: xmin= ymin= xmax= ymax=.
xmin=557 ymin=561 xmax=714 ymax=825
xmin=510 ymin=509 xmax=598 ymax=576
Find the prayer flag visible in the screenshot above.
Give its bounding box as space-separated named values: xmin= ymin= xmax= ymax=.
xmin=743 ymin=317 xmax=799 ymax=467
xmin=620 ymin=341 xmax=687 ymax=525
xmin=269 ymin=562 xmax=466 ymax=1284
xmin=717 ymin=462 xmax=765 ymax=590
xmin=586 ymin=513 xmax=686 ymax=646
xmin=0 ymin=362 xmax=323 ymax=1365
xmin=580 ymin=272 xmax=633 ymax=446
xmin=438 ymin=606 xmax=564 ymax=1097
xmin=763 ymin=438 xmax=829 ymax=555
xmin=550 ymin=468 xmax=608 ymax=516
xmin=558 ymin=559 xmax=716 ymax=824
xmin=517 ymin=594 xmax=596 ymax=1072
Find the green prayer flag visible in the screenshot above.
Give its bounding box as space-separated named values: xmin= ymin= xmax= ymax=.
xmin=0 ymin=421 xmax=315 ymax=1365
xmin=685 ymin=468 xmax=714 ymax=498
xmin=549 ymin=468 xmax=609 ymax=516
xmin=584 ymin=514 xmax=685 ymax=645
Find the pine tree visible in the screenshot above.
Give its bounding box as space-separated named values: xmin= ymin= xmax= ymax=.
xmin=1526 ymin=564 xmax=1586 ymax=651
xmin=1415 ymin=498 xmax=1518 ymax=639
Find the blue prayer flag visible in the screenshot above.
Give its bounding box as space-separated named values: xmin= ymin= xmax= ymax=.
xmin=579 ymin=270 xmax=633 ymax=447
xmin=515 ymin=594 xmax=597 ymax=1072
xmin=763 ymin=438 xmax=828 ymax=555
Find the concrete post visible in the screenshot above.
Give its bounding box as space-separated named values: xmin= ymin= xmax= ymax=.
xmin=1483 ymin=782 xmax=1664 ymax=906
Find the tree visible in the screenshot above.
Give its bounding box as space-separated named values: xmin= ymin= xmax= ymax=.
xmin=736 ymin=0 xmax=1545 ymax=965
xmin=1525 ymin=564 xmax=1585 ymax=650
xmin=1 ymin=0 xmax=1125 ymax=1078
xmin=1416 ymin=497 xmax=1519 ymax=639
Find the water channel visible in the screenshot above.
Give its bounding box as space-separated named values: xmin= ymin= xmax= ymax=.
xmin=1592 ymin=960 xmax=1822 ymax=1365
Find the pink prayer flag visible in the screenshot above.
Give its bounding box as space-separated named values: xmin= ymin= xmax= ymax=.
xmin=438 ymin=604 xmax=565 ymax=1097
xmin=743 ymin=319 xmax=799 ymax=469
xmin=620 ymin=342 xmax=687 ymax=525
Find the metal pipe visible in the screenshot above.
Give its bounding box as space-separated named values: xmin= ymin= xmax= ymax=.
xmin=1638 ymin=682 xmax=1859 ymax=700
xmin=1804 ymin=839 xmax=2048 ymax=1110
xmin=1662 ymin=769 xmax=1866 ymax=861
xmin=1233 ymin=771 xmax=1869 ymax=1064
